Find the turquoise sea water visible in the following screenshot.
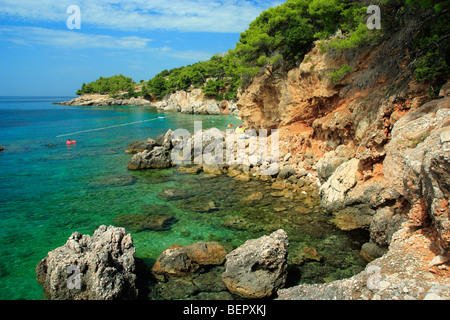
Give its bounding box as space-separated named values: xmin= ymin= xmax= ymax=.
xmin=0 ymin=96 xmax=243 ymax=299
xmin=0 ymin=97 xmax=368 ymax=300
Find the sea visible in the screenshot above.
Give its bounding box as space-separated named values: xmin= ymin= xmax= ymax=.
xmin=0 ymin=96 xmax=368 ymax=300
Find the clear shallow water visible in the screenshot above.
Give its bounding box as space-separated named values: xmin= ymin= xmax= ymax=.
xmin=0 ymin=97 xmax=241 ymax=299
xmin=0 ymin=97 xmax=367 ymax=300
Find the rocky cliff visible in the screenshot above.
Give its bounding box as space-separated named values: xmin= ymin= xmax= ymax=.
xmin=154 ymin=88 xmax=238 ymax=115
xmin=236 ymin=10 xmax=450 ymax=299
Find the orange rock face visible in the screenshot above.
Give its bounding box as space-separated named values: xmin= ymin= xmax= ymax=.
xmin=236 ymin=32 xmax=449 ymax=252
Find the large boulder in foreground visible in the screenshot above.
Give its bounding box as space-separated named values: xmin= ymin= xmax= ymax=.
xmin=36 ymin=225 xmax=138 ymax=300
xmin=221 ymin=229 xmax=289 ymax=299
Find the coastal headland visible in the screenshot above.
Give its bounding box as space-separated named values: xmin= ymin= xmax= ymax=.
xmin=43 ymin=0 xmax=450 ymax=300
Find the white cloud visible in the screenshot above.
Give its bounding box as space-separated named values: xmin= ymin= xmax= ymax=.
xmin=0 ymin=0 xmax=280 ymax=33
xmin=0 ymin=25 xmax=214 ymax=63
xmin=0 ymin=26 xmax=152 ymax=50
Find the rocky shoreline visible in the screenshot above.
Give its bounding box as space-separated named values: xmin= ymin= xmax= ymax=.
xmin=43 ymin=15 xmax=450 ymax=299
xmin=36 ymin=224 xmax=291 ymax=300
xmin=56 ymin=88 xmax=238 ymax=116
xmin=56 ymin=94 xmax=153 ymax=107
xmin=36 ymin=81 xmax=450 ymax=299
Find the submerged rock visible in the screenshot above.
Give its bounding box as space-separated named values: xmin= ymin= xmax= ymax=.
xmin=158 ymin=187 xmax=191 ymax=201
xmin=113 ymin=214 xmax=178 ymax=232
xmin=176 ymin=195 xmax=217 ymax=213
xmin=360 ymin=242 xmax=387 ymax=262
xmin=151 ymin=241 xmax=227 ymax=281
xmin=330 ymin=207 xmax=373 ymax=231
xmin=221 ymin=216 xmax=264 ymax=233
xmin=183 ymin=241 xmax=227 ymax=266
xmin=151 ymin=241 xmax=228 ymax=300
xmin=192 ymin=266 xmax=228 ymax=292
xmin=241 ymin=192 xmax=264 ymax=205
xmin=152 ymin=245 xmax=199 ymax=280
xmin=177 ymin=165 xmax=202 ymax=174
xmin=89 ymin=174 xmax=137 ymax=187
xmin=141 ymin=203 xmax=174 ymax=215
xmin=36 ymin=225 xmax=138 ymax=300
xmin=222 ymin=229 xmax=289 ymax=299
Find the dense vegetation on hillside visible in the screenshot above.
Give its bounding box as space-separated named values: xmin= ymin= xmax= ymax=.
xmin=146 ymin=0 xmax=369 ymax=100
xmin=76 ymin=0 xmax=449 ymax=100
xmin=75 ymin=74 xmax=135 ymax=96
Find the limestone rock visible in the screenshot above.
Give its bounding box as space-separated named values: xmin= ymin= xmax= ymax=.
xmin=222 ymin=229 xmax=289 ymax=299
xmin=127 ymin=146 xmax=173 ymax=170
xmin=319 ymin=158 xmax=360 ymax=212
xmin=360 ymin=242 xmax=388 ymax=262
xmin=36 ymin=225 xmax=138 ymax=300
xmin=151 ymin=88 xmax=232 ymax=115
xmin=125 ymin=139 xmax=156 ymax=154
xmin=205 ymin=100 xmax=221 ymax=115
xmin=183 ymin=242 xmax=227 ymax=266
xmin=301 ymin=246 xmax=322 ymax=262
xmin=152 ymin=242 xmax=227 ymax=281
xmin=57 ymin=95 xmax=152 ymax=107
xmin=316 ymin=150 xmax=349 ymax=182
xmin=152 ymin=245 xmax=199 ymax=280
xmin=277 ymin=166 xmax=296 ymax=180
xmin=277 ymin=226 xmax=450 ymax=300
xmin=202 ymin=163 xmax=223 ymax=175
xmin=178 ymin=165 xmax=202 ymax=174
xmin=155 ymin=129 xmax=174 ymax=150
xmin=384 ymin=95 xmax=450 ymax=249
xmin=330 ymin=207 xmax=373 ymax=231
xmin=370 ymin=207 xmax=406 ymax=247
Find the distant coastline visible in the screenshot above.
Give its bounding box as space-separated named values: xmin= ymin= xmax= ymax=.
xmin=56 ymin=89 xmax=239 ymax=116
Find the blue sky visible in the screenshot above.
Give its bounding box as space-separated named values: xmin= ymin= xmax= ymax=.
xmin=0 ymin=0 xmax=281 ymax=96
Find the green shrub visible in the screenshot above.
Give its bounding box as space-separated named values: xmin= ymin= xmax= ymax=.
xmin=411 ymin=0 xmax=449 ymax=93
xmin=330 ymin=64 xmax=353 ymax=83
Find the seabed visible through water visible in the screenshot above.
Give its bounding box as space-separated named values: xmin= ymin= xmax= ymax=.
xmin=0 ymin=100 xmax=368 ymax=299
xmin=113 ymin=166 xmax=369 ymax=299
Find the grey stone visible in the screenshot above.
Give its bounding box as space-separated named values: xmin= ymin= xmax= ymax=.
xmin=319 ymin=158 xmax=360 ymax=212
xmin=277 ymin=166 xmax=296 ymax=180
xmin=222 ymin=229 xmax=289 ymax=299
xmin=127 ymin=146 xmax=173 ymax=170
xmin=316 ymin=151 xmax=348 ymax=182
xmin=36 ymin=225 xmax=138 ymax=300
xmin=125 ymin=139 xmax=156 ymax=154
xmin=205 ymin=100 xmax=221 ymax=115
